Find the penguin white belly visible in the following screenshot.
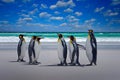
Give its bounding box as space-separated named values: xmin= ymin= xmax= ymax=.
xmin=20 ymin=41 xmax=27 ymax=59
xmin=86 ymin=38 xmax=93 ymax=63
xmin=34 ymin=41 xmax=39 ymax=61
xmin=36 ymin=44 xmax=41 ymax=61
xmin=57 ymin=42 xmax=64 ymax=63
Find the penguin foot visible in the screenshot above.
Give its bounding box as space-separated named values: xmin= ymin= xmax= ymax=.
xmin=21 ymin=59 xmax=26 ymax=62
xmin=76 ymin=63 xmax=81 ymax=66
xmin=32 ymin=61 xmax=40 ymax=65
xmin=17 ymin=59 xmax=21 ymax=62
xmin=94 ymin=62 xmax=97 ymax=65
xmin=70 ymin=63 xmax=76 ymax=66
xmin=57 ymin=63 xmax=63 ymax=66
xmin=68 ymin=62 xmax=72 ymax=64
xmin=86 ymin=63 xmax=93 ymax=66
xmin=29 ymin=62 xmax=33 ymax=65
xmin=63 ymin=63 xmax=67 ymax=66
xmin=36 ymin=61 xmax=41 ymax=64
xmin=32 ymin=63 xmax=38 ymax=65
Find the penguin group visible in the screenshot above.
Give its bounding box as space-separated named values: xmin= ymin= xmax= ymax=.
xmin=17 ymin=29 xmax=97 ymax=66
xmin=17 ymin=35 xmax=42 ymax=65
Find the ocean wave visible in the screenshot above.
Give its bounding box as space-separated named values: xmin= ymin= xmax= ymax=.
xmin=0 ymin=36 xmax=120 ymax=42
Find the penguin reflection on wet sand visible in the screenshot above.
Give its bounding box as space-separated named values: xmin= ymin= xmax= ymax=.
xmin=28 ymin=36 xmax=36 ymax=64
xmin=89 ymin=30 xmax=97 ymax=66
xmin=69 ymin=36 xmax=81 ymax=66
xmin=57 ymin=34 xmax=67 ymax=66
xmin=17 ymin=34 xmax=26 ymax=62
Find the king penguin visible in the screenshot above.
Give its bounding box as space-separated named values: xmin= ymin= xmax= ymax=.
xmin=68 ymin=36 xmax=77 ymax=64
xmin=90 ymin=30 xmax=97 ymax=65
xmin=34 ymin=37 xmax=42 ymax=64
xmin=28 ymin=36 xmax=36 ymax=64
xmin=69 ymin=36 xmax=80 ymax=66
xmin=57 ymin=34 xmax=67 ymax=66
xmin=17 ymin=34 xmax=26 ymax=62
xmin=86 ymin=30 xmax=97 ymax=66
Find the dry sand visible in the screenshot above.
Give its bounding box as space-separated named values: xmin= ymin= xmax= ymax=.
xmin=0 ymin=42 xmax=120 ymax=80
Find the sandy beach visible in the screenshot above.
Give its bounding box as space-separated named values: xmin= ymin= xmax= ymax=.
xmin=0 ymin=42 xmax=120 ymax=80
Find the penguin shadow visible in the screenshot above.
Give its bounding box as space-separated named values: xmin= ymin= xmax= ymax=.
xmin=22 ymin=62 xmax=41 ymax=66
xmin=9 ymin=61 xmax=19 ymax=63
xmin=39 ymin=64 xmax=60 ymax=67
xmin=39 ymin=64 xmax=85 ymax=67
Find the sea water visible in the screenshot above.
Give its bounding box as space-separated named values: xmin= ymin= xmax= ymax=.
xmin=0 ymin=32 xmax=120 ymax=42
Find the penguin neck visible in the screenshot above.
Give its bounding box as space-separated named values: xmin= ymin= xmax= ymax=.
xmin=21 ymin=38 xmax=25 ymax=42
xmin=58 ymin=38 xmax=60 ymax=42
xmin=58 ymin=37 xmax=63 ymax=42
xmin=69 ymin=40 xmax=72 ymax=44
xmin=88 ymin=34 xmax=91 ymax=39
xmin=38 ymin=41 xmax=40 ymax=44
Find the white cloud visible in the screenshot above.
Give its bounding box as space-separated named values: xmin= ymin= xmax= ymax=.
xmin=32 ymin=4 xmax=39 ymax=7
xmin=21 ymin=14 xmax=30 ymax=17
xmin=59 ymin=22 xmax=82 ymax=29
xmin=26 ymin=23 xmax=50 ymax=27
xmin=22 ymin=18 xmax=32 ymax=21
xmin=75 ymin=12 xmax=82 ymax=16
xmin=104 ymin=10 xmax=119 ymax=16
xmin=111 ymin=20 xmax=120 ymax=23
xmin=67 ymin=0 xmax=76 ymax=7
xmin=59 ymin=23 xmax=67 ymax=27
xmin=29 ymin=8 xmax=38 ymax=15
xmin=50 ymin=5 xmax=57 ymax=9
xmin=21 ymin=10 xmax=27 ymax=13
xmin=50 ymin=16 xmax=64 ymax=20
xmin=2 ymin=0 xmax=14 ymax=3
xmin=111 ymin=0 xmax=120 ymax=5
xmin=95 ymin=7 xmax=104 ymax=12
xmin=64 ymin=8 xmax=73 ymax=13
xmin=22 ymin=0 xmax=31 ymax=3
xmin=50 ymin=0 xmax=75 ymax=9
xmin=109 ymin=12 xmax=119 ymax=16
xmin=85 ymin=18 xmax=96 ymax=23
xmin=39 ymin=12 xmax=51 ymax=18
xmin=54 ymin=11 xmax=60 ymax=14
xmin=67 ymin=15 xmax=79 ymax=22
xmin=40 ymin=4 xmax=48 ymax=9
xmin=0 ymin=21 xmax=9 ymax=24
xmin=18 ymin=17 xmax=32 ymax=23
xmin=76 ymin=0 xmax=86 ymax=1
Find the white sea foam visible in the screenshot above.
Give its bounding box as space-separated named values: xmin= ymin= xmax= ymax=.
xmin=0 ymin=36 xmax=120 ymax=42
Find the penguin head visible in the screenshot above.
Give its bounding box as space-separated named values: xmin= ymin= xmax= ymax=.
xmin=58 ymin=34 xmax=63 ymax=39
xmin=19 ymin=34 xmax=24 ymax=39
xmin=37 ymin=37 xmax=42 ymax=41
xmin=88 ymin=29 xmax=93 ymax=36
xmin=88 ymin=29 xmax=93 ymax=33
xmin=69 ymin=35 xmax=74 ymax=41
xmin=32 ymin=36 xmax=37 ymax=40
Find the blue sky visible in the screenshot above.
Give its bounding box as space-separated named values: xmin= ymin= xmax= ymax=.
xmin=0 ymin=0 xmax=120 ymax=32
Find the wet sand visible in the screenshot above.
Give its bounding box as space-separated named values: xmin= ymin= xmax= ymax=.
xmin=0 ymin=42 xmax=120 ymax=80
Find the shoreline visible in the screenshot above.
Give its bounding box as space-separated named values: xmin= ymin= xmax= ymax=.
xmin=0 ymin=42 xmax=120 ymax=50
